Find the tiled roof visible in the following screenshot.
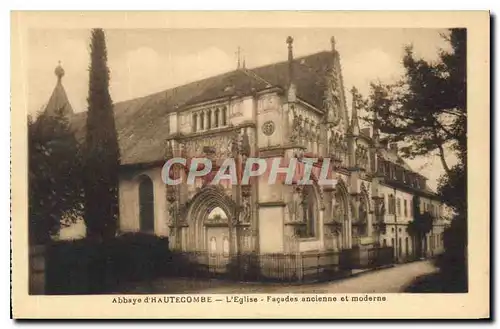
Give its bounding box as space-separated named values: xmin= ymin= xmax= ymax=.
xmin=68 ymin=49 xmax=432 ymax=195
xmin=378 ymin=148 xmax=413 ymax=172
xmin=70 ymin=51 xmax=333 ymax=165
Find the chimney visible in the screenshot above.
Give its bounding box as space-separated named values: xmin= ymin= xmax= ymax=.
xmin=389 ymin=143 xmax=398 ymax=153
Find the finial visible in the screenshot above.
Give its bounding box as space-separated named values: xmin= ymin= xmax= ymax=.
xmin=54 ymin=60 xmax=65 ymax=82
xmin=236 ymin=46 xmax=241 ymax=69
xmin=330 ymin=36 xmax=336 ymax=51
xmin=286 ymin=36 xmax=294 ymax=46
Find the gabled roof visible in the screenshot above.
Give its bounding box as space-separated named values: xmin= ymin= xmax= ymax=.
xmin=70 ymin=51 xmax=334 ymax=166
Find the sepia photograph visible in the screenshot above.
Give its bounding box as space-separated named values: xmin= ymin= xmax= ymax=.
xmin=11 ymin=11 xmax=489 ymax=319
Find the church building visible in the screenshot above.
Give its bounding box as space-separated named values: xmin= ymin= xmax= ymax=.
xmin=45 ymin=36 xmax=447 ymax=277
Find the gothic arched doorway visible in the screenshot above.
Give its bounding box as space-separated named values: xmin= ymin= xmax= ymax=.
xmin=138 ymin=175 xmax=155 ymax=233
xmin=183 ymin=186 xmax=237 ymax=272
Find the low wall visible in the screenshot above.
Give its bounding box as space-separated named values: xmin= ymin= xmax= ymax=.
xmin=29 ymin=245 xmax=46 ymax=295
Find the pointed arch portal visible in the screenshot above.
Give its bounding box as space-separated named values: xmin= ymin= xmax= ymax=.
xmin=185 ymin=186 xmax=237 ymax=252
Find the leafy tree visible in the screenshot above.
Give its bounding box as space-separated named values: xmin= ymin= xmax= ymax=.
xmin=83 ymin=28 xmax=120 ymax=240
xmin=365 ymin=28 xmax=467 ymax=292
xmin=28 ymin=107 xmax=84 ymax=245
xmin=408 ymin=196 xmax=434 ymax=258
xmin=366 ymin=29 xmax=466 ymax=173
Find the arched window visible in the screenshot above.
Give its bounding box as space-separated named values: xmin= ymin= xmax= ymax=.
xmin=192 ymin=113 xmax=197 ymax=132
xmin=207 ymin=110 xmax=212 ymax=129
xmin=214 ymin=108 xmax=220 ymax=128
xmin=138 ymin=175 xmax=155 ymax=233
xmin=200 ymin=112 xmax=205 ymax=130
xmin=332 ymin=188 xmax=347 ymax=222
xmin=222 ymin=107 xmax=227 ymax=126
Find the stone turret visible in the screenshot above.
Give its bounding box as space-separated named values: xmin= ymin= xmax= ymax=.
xmin=44 ymin=61 xmax=74 ymax=117
xmin=286 ymin=36 xmax=297 ymax=103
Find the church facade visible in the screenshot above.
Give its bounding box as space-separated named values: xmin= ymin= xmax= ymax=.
xmin=51 ymin=36 xmax=447 ymax=276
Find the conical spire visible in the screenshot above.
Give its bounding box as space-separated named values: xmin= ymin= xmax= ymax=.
xmin=44 ymin=61 xmax=74 ymax=117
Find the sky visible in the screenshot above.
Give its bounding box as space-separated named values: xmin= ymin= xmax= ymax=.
xmin=24 ymin=28 xmax=455 ymax=190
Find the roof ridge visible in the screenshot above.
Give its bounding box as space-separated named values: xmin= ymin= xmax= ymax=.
xmin=248 ymin=50 xmax=331 ymax=71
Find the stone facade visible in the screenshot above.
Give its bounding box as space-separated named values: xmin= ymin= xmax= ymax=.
xmin=43 ymin=35 xmax=446 ymax=272
xmin=114 ymin=37 xmax=446 ymax=266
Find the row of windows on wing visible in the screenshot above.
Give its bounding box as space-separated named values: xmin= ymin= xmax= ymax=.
xmin=191 ymin=106 xmax=229 ymax=132
xmin=378 ymin=159 xmax=426 ymax=189
xmin=384 ymin=195 xmax=441 ymax=218
xmin=381 ymin=232 xmax=443 ymax=257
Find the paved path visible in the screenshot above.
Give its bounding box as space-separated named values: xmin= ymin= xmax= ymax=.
xmin=118 ymin=260 xmax=438 ymax=294
xmin=197 ymin=260 xmax=438 ymax=294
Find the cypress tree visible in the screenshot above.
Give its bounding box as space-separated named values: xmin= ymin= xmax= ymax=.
xmin=84 ymin=28 xmax=120 ymax=240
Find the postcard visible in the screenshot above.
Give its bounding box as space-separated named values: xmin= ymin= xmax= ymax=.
xmin=11 ymin=10 xmax=490 ymax=319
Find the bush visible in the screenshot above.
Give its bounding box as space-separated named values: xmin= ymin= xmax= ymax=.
xmin=45 ymin=233 xmax=170 ymax=294
xmin=434 ymin=214 xmax=468 ymax=292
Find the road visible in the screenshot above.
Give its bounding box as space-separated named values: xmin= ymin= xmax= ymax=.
xmin=197 ymin=260 xmax=438 ymax=294
xmin=118 ymin=260 xmax=438 ymax=294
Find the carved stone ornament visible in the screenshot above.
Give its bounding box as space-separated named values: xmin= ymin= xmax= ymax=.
xmin=184 ymin=134 xmax=234 ymax=159
xmin=262 ymin=120 xmax=275 ymax=136
xmin=287 ymin=186 xmax=304 ymax=224
xmin=290 ymin=114 xmax=301 ymax=143
xmin=239 ymin=197 xmax=252 ymax=224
